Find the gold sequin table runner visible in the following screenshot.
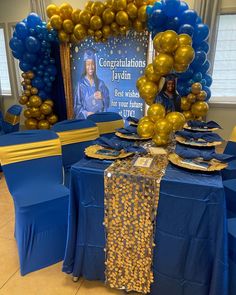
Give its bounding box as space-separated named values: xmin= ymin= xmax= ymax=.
xmin=104 ymin=154 xmax=169 ymax=293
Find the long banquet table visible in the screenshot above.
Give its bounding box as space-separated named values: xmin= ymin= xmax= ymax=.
xmin=63 ymin=157 xmax=228 ymax=295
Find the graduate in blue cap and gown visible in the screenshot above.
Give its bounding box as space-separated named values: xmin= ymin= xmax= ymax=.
xmin=154 ymin=74 xmax=181 ymax=113
xmin=74 ymin=49 xmax=110 ymax=119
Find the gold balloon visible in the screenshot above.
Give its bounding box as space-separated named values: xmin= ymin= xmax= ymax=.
xmin=139 ymin=116 xmax=152 ymax=124
xmin=153 ymin=53 xmax=174 ymax=75
xmin=36 ymin=114 xmax=45 ymax=121
xmin=187 ymin=93 xmax=196 ymax=103
xmin=119 ymin=25 xmax=128 ymax=35
xmin=46 ymin=4 xmax=60 ymax=18
xmin=111 ymin=22 xmax=119 ymax=32
xmin=104 ymin=0 xmax=113 ymax=8
xmin=47 ymin=114 xmax=58 ymax=125
xmin=181 ymin=96 xmax=192 ymax=111
xmin=174 ymin=45 xmax=195 ymax=65
xmin=173 ymin=63 xmax=189 ymax=73
xmin=144 ymin=64 xmax=161 ymax=83
xmin=102 ymin=8 xmax=115 ymax=24
xmin=95 ymin=30 xmax=103 ymax=39
xmin=46 ymin=22 xmax=52 ymax=30
xmin=59 ymin=3 xmax=73 ymax=20
xmin=191 ymin=82 xmax=202 ymax=95
xmin=160 ymin=30 xmax=179 ymax=53
xmin=112 ymin=0 xmax=127 ymax=11
xmin=25 ymin=118 xmax=38 ymax=130
xmin=44 ymin=99 xmax=54 ymax=107
xmin=19 ymin=95 xmax=28 ymax=105
xmin=153 ymin=32 xmax=163 ymax=53
xmin=63 ymin=19 xmax=74 ymax=33
xmin=132 ymin=19 xmax=144 ymax=32
xmin=191 ymin=101 xmax=209 ymax=117
xmin=58 ymin=30 xmax=70 ymax=42
xmin=29 ymin=95 xmax=42 ymax=107
xmin=40 ymin=103 xmax=52 ymax=115
xmin=88 ymin=29 xmax=95 ymax=36
xmin=21 ymin=73 xmax=27 ymax=79
xmin=24 ymin=79 xmax=31 ymax=85
xmin=138 ymin=5 xmax=147 ymax=22
xmin=197 ymin=90 xmax=207 ymax=101
xmin=137 ymin=120 xmax=154 ymax=138
xmin=25 ymin=85 xmax=32 ymax=90
xmin=91 ymin=1 xmax=105 ymax=15
xmin=71 ymin=9 xmax=81 ymax=24
xmin=154 ymin=118 xmax=172 ymax=135
xmin=85 ymin=1 xmax=94 ymax=11
xmin=147 ymin=103 xmax=166 ymax=122
xmin=50 ymin=15 xmax=63 ymax=30
xmin=135 ymin=0 xmax=149 ymax=6
xmin=79 ymin=10 xmax=92 ymax=26
xmin=38 ymin=120 xmax=50 ymax=130
xmin=183 ymin=110 xmax=194 ymax=121
xmin=166 ymin=112 xmax=186 ymax=131
xmin=70 ymin=34 xmax=79 ymax=43
xmin=139 ymin=81 xmax=159 ymax=100
xmin=24 ymin=89 xmax=31 ymax=97
xmin=21 ymin=81 xmax=26 ymax=87
xmin=178 ymin=34 xmax=192 ymax=46
xmin=126 ymin=3 xmax=138 ymax=19
xmin=152 ymin=133 xmax=169 ymax=146
xmin=74 ymin=24 xmax=87 ymax=40
xmin=24 ymin=109 xmax=31 ymax=119
xmin=145 ymin=96 xmax=155 ymax=106
xmin=102 ymin=25 xmax=112 ymax=37
xmin=26 ymin=102 xmax=31 ymax=107
xmin=116 ymin=11 xmax=129 ymax=26
xmin=136 ymin=75 xmax=148 ymax=89
xmin=90 ymin=15 xmax=103 ymax=30
xmin=31 ymin=87 xmax=38 ymax=95
xmin=30 ymin=107 xmax=41 ymax=118
xmin=101 ymin=37 xmax=107 ymax=43
xmin=27 ymin=71 xmax=34 ymax=79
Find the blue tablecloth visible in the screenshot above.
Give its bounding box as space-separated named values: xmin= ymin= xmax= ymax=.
xmin=63 ymin=158 xmax=228 ymax=295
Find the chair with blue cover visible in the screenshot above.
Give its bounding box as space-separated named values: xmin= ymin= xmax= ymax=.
xmin=0 ymin=110 xmax=4 ymax=135
xmin=0 ymin=130 xmax=69 ymax=275
xmin=88 ymin=112 xmax=124 ymax=138
xmin=2 ymin=104 xmax=22 ymax=134
xmin=52 ymin=119 xmax=100 ymax=187
xmin=228 ymin=218 xmax=236 ymax=295
xmin=222 ymin=125 xmax=236 ymax=180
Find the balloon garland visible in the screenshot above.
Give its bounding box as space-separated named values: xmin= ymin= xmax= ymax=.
xmin=9 ymin=13 xmax=58 ymax=129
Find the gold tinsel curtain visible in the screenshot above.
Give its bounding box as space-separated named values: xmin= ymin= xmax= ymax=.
xmin=60 ymin=43 xmax=73 ymax=119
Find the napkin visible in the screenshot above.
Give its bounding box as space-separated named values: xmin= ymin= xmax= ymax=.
xmin=187 ymin=120 xmax=222 ymax=129
xmin=175 ymin=145 xmax=235 ymax=162
xmin=126 ymin=117 xmax=139 ymax=124
xmin=176 ymin=130 xmax=223 ymax=143
xmin=96 ymin=137 xmax=147 ymax=154
xmin=117 ymin=125 xmax=138 ymax=134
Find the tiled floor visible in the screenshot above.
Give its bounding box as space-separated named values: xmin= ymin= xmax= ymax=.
xmin=0 ymin=173 xmax=126 ymax=295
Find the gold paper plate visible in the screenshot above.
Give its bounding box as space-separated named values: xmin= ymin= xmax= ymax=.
xmin=85 ymin=144 xmax=133 ymax=160
xmin=168 ymin=153 xmax=227 ymax=172
xmin=184 ymin=123 xmax=219 ymax=132
xmin=115 ymin=132 xmax=151 ymax=140
xmin=175 ymin=135 xmax=222 ymax=147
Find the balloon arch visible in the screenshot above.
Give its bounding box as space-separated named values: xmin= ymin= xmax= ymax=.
xmin=9 ymin=0 xmax=212 ymax=144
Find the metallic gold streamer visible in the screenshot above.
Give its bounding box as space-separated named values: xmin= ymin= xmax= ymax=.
xmin=95 ymin=119 xmax=124 ymax=135
xmin=57 ymin=127 xmax=99 ymax=145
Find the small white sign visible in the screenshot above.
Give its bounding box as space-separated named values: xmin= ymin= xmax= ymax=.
xmin=133 ymin=157 xmax=153 ymax=168
xmin=149 ymin=147 xmax=167 ymax=155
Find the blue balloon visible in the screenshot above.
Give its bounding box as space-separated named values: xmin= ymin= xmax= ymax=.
xmin=177 ymin=82 xmax=189 ymax=96
xmin=178 ymin=1 xmax=189 ymax=15
xmin=46 ymin=64 xmax=57 ymax=76
xmin=201 ymin=60 xmax=211 ymax=74
xmin=22 ymin=52 xmax=37 ymax=64
xmin=187 ymin=79 xmax=195 ymax=86
xmin=178 ymin=24 xmax=194 ymax=37
xmin=201 ymin=79 xmax=207 ymax=86
xmin=203 ymin=74 xmax=212 ymax=87
xmin=49 ymin=76 xmax=55 ymax=82
xmin=191 ymin=50 xmax=207 ymax=69
xmin=203 ymin=86 xmax=211 ymax=101
xmin=32 ymin=76 xmax=45 ymax=89
xmin=151 ymin=9 xmax=167 ymax=28
xmin=25 ymin=36 xmax=41 ymax=53
xmin=194 ymin=41 xmax=209 ymax=54
xmin=179 ymin=67 xmax=194 ymax=79
xmin=19 ymin=61 xmax=31 ymax=72
xmin=27 ymin=13 xmax=42 ymax=29
xmin=166 ymin=16 xmax=180 ymax=31
xmin=163 ymin=0 xmax=180 ymax=17
xmin=9 ymin=37 xmax=24 ymax=53
xmin=193 ymin=72 xmax=203 ymax=82
xmin=12 ymin=50 xmax=23 ymax=59
xmin=44 ymin=86 xmax=52 ymax=93
xmin=193 ymin=24 xmax=209 ymax=45
xmin=180 ymin=9 xmax=198 ymax=26
xmin=153 ymin=1 xmax=163 ymax=10
xmin=37 ymin=70 xmax=43 ymax=76
xmin=38 ymin=90 xmax=47 ymax=99
xmin=15 ymin=22 xmax=28 ymax=40
xmin=196 ymin=16 xmax=202 ymax=24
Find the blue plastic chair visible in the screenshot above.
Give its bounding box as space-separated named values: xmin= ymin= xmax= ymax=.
xmin=88 ymin=112 xmax=124 ymax=138
xmin=2 ymin=104 xmax=22 ymax=134
xmin=52 ymin=119 xmax=99 ymax=187
xmin=228 ymin=218 xmax=236 ymax=295
xmin=222 ymin=126 xmax=236 ymax=180
xmin=0 ymin=130 xmax=69 ymax=275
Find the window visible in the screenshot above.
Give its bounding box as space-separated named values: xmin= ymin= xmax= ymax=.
xmin=211 ymin=14 xmax=236 ymax=103
xmin=0 ymin=27 xmax=11 ymax=96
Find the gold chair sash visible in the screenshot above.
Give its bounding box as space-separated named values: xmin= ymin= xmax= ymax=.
xmin=0 ymin=138 xmax=62 ymax=166
xmin=95 ymin=119 xmax=124 ymax=135
xmin=57 ymin=127 xmax=99 ymax=146
xmin=4 ymin=112 xmax=20 ymax=125
xmin=229 ymin=126 xmax=236 ymax=142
